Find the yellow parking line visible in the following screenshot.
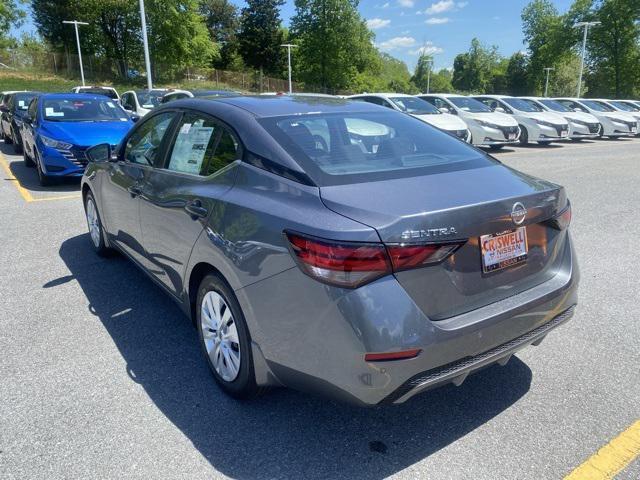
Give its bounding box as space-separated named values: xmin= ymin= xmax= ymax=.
xmin=0 ymin=151 xmax=80 ymax=203
xmin=0 ymin=150 xmax=35 ymax=202
xmin=564 ymin=420 xmax=640 ymax=480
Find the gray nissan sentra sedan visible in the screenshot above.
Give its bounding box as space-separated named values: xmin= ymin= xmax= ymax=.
xmin=81 ymin=95 xmax=579 ymax=405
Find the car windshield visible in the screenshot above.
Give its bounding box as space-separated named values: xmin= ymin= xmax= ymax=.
xmin=42 ymin=98 xmax=129 ymax=122
xmin=447 ymin=96 xmax=492 ymax=113
xmin=610 ymin=101 xmax=639 ymax=112
xmin=136 ymin=90 xmax=165 ymax=108
xmin=259 ymin=111 xmax=495 ymax=186
xmin=582 ymin=100 xmax=615 ymax=112
xmin=14 ymin=92 xmax=38 ymax=111
xmin=539 ymin=99 xmax=572 ymax=112
xmin=390 ymin=97 xmax=440 ymax=115
xmin=77 ymin=88 xmax=118 ymax=100
xmin=503 ymin=98 xmax=544 ymax=112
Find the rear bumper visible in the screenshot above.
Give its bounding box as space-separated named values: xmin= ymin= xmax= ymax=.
xmin=239 ymin=233 xmax=579 ymax=406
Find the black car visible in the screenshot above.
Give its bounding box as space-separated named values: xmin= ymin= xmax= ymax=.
xmin=0 ymin=91 xmax=41 ymax=153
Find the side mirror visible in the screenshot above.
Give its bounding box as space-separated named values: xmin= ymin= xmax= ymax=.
xmin=494 ymin=107 xmax=506 ymax=113
xmin=86 ymin=143 xmax=112 ymax=163
xmin=438 ymin=107 xmax=451 ymax=114
xmin=130 ymin=114 xmax=141 ymax=123
xmin=573 ymin=108 xmax=581 ymax=113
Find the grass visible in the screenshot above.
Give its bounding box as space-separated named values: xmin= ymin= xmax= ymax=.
xmin=0 ymin=70 xmax=242 ymax=94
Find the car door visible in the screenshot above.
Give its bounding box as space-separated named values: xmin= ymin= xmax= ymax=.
xmin=99 ymin=111 xmax=177 ymax=268
xmin=138 ymin=110 xmax=240 ymax=295
xmin=21 ymin=98 xmax=38 ymax=158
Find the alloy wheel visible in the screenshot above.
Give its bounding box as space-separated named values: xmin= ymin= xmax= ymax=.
xmin=200 ymin=290 xmax=241 ymax=382
xmin=85 ymin=197 xmax=101 ymax=248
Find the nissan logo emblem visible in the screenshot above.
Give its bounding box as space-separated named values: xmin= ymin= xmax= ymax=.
xmin=511 ymin=202 xmax=527 ymax=225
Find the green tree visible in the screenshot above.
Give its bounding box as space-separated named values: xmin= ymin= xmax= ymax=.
xmin=239 ymin=0 xmax=285 ymax=77
xmin=547 ymin=53 xmax=586 ymax=96
xmin=585 ymin=0 xmax=640 ymax=97
xmin=452 ymin=38 xmax=502 ymax=93
xmin=505 ymin=52 xmax=530 ymax=95
xmin=291 ymin=0 xmax=378 ymax=92
xmin=0 ymin=0 xmax=25 ymax=48
xmin=200 ymin=0 xmax=243 ymax=70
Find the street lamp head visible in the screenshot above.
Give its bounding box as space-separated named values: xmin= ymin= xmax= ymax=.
xmin=62 ymin=20 xmax=89 ymax=25
xmin=574 ymin=21 xmax=601 ymax=27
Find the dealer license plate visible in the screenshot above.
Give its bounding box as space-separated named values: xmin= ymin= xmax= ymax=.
xmin=561 ymin=130 xmax=569 ymax=137
xmin=508 ymin=133 xmax=517 ymax=140
xmin=480 ymin=227 xmax=528 ymax=274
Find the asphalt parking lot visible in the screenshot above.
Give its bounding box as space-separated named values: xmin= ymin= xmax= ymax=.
xmin=0 ymin=138 xmax=638 ymax=480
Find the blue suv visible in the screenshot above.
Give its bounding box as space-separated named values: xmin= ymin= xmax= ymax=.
xmin=21 ymin=93 xmax=134 ymax=186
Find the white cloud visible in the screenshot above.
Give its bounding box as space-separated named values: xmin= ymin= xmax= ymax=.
xmin=398 ymin=0 xmax=414 ymax=7
xmin=401 ymin=29 xmax=411 ymax=34
xmin=409 ymin=42 xmax=444 ymax=55
xmin=380 ymin=2 xmax=390 ymax=8
xmin=378 ymin=36 xmax=417 ymax=51
xmin=367 ymin=18 xmax=391 ymax=29
xmin=422 ymin=0 xmax=467 ymax=15
xmin=425 ymin=17 xmax=450 ymax=24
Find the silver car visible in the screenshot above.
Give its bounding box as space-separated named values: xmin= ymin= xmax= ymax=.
xmin=81 ymin=96 xmax=579 ymax=405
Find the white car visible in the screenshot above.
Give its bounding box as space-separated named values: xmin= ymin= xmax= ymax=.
xmin=554 ymin=98 xmax=638 ymax=138
xmin=521 ymin=97 xmax=601 ymax=139
xmin=596 ymin=99 xmax=640 ymax=136
xmin=347 ymin=93 xmax=471 ymax=142
xmin=161 ymin=89 xmax=239 ymax=104
xmin=120 ymin=89 xmax=170 ymax=116
xmin=420 ymin=94 xmax=520 ymax=149
xmin=473 ymin=95 xmax=570 ymax=145
xmin=70 ymin=86 xmax=120 ymax=103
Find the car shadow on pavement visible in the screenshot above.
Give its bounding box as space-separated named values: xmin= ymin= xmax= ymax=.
xmin=53 ymin=233 xmax=533 ymax=480
xmin=1 ymin=142 xmax=80 ymax=193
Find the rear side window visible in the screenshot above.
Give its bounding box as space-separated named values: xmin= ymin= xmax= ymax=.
xmin=166 ymin=113 xmax=240 ymax=176
xmin=260 ymin=111 xmax=495 ymax=186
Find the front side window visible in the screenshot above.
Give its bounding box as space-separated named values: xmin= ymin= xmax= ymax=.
xmin=166 ymin=113 xmax=239 ymax=176
xmin=27 ymin=98 xmax=38 ymax=119
xmin=124 ymin=112 xmax=175 ymax=165
xmin=503 ymin=98 xmax=544 ymax=113
xmin=448 ymin=96 xmax=492 ymax=113
xmin=261 ymin=111 xmax=494 ymax=186
xmin=539 ymin=99 xmax=572 ymax=112
xmin=610 ymin=101 xmax=639 ymax=112
xmin=557 ymin=100 xmax=588 ymax=113
xmin=581 ymin=100 xmax=615 ymax=112
xmin=42 ymin=98 xmax=129 ymax=122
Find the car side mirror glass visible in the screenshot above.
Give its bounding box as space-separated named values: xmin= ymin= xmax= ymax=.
xmin=494 ymin=107 xmax=506 ymax=113
xmin=86 ymin=143 xmax=111 ymax=163
xmin=573 ymin=108 xmax=581 ymax=113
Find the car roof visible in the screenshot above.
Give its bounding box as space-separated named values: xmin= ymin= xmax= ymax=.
xmin=197 ymin=95 xmax=383 ymax=117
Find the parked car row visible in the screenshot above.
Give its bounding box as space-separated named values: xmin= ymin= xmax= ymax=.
xmin=347 ymin=92 xmax=640 ymax=148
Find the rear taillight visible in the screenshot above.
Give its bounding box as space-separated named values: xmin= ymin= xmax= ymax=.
xmin=285 ymin=231 xmax=462 ymax=288
xmin=546 ymin=203 xmax=572 ymax=230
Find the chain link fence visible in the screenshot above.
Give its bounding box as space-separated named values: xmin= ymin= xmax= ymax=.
xmin=0 ymin=48 xmax=321 ymax=94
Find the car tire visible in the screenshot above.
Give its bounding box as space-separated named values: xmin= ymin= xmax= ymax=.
xmin=196 ymin=274 xmax=262 ymax=400
xmin=519 ymin=126 xmax=529 ymax=145
xmin=35 ymin=150 xmax=52 ymax=186
xmin=538 ymin=141 xmax=551 ymax=146
xmin=4 ymin=129 xmax=12 ymax=145
xmin=23 ymin=147 xmax=34 ymax=167
xmin=12 ymin=129 xmax=22 ymax=154
xmin=84 ymin=191 xmax=111 ymax=256
xmin=488 ymin=144 xmax=504 ymax=150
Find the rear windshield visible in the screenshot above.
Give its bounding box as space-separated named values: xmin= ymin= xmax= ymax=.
xmin=610 ymin=101 xmax=639 ymax=112
xmin=389 ymin=96 xmax=440 ymax=115
xmin=42 ymin=98 xmax=129 ymax=122
xmin=259 ymin=111 xmax=495 ymax=186
xmin=503 ymin=98 xmax=544 ymax=112
xmin=447 ymin=96 xmax=492 ymax=113
xmin=582 ymin=100 xmax=615 ymax=112
xmin=539 ymin=99 xmax=571 ymax=112
xmin=136 ymin=90 xmax=165 ymax=108
xmin=77 ymin=88 xmax=119 ymax=100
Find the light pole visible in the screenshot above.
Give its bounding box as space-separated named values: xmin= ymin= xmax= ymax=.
xmin=426 ymin=58 xmax=434 ymax=94
xmin=574 ymin=21 xmax=600 ymax=98
xmin=62 ymin=20 xmax=89 ymax=86
xmin=543 ymin=67 xmax=554 ymax=97
xmin=139 ymin=0 xmax=153 ymax=90
xmin=281 ymin=44 xmax=297 ymax=94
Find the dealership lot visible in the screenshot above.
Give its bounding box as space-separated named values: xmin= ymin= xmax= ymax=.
xmin=0 ymin=138 xmax=638 ymax=479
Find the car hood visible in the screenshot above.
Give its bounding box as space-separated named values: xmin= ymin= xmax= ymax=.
xmin=412 ymin=113 xmax=467 ymax=131
xmin=463 ymin=111 xmax=518 ymax=126
xmin=42 ymin=120 xmax=133 ymax=147
xmin=561 ymin=111 xmax=599 ymax=123
xmin=520 ymin=111 xmax=568 ymax=125
xmin=602 ymin=112 xmax=637 ymax=123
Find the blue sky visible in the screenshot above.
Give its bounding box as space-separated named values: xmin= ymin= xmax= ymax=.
xmin=14 ymin=0 xmax=575 ymax=73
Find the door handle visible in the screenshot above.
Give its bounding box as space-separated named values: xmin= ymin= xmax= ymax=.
xmin=184 ymin=199 xmax=208 ymax=219
xmin=128 ymin=185 xmax=142 ymax=197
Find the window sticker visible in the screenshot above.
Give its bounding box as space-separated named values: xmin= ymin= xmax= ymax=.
xmin=169 ymin=125 xmax=215 ymax=174
xmin=107 ymin=101 xmax=116 ymax=108
xmin=45 ymin=107 xmax=64 ymax=117
xmin=18 ymin=100 xmax=25 ymax=107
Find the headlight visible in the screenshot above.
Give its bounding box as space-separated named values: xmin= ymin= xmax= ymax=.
xmin=41 ymin=135 xmax=73 ymax=150
xmin=571 ymin=119 xmax=589 ymax=127
xmin=536 ymin=120 xmax=561 ymax=128
xmin=476 ymin=119 xmax=501 ymax=129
